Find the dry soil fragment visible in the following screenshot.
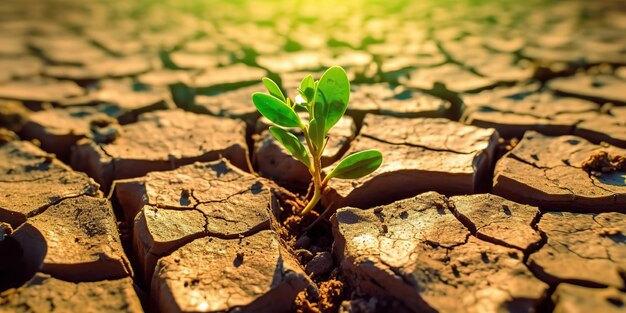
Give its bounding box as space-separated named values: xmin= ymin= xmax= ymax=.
xmin=85 ymin=55 xmax=154 ymax=79
xmin=493 ymin=131 xmax=626 ymax=211
xmin=255 ymin=114 xmax=356 ymax=188
xmin=0 ymin=141 xmax=99 ymax=227
xmin=528 ymin=212 xmax=626 ymax=288
xmin=12 ymin=196 xmax=132 ymax=282
xmin=0 ymin=99 xmax=30 ymax=132
xmin=0 ymin=56 xmax=43 ymax=80
xmin=21 ymin=105 xmax=121 ymax=161
xmin=168 ymin=51 xmax=227 ymax=70
xmin=72 ymin=109 xmax=250 ymax=191
xmin=72 ymin=79 xmax=174 ymax=123
xmin=136 ymin=69 xmax=193 ymax=88
xmin=574 ymin=106 xmax=626 ymax=148
xmin=132 ymin=205 xmax=206 ymax=284
xmin=332 ymin=192 xmax=548 ymax=313
xmin=549 ymin=74 xmax=626 ymax=105
xmin=0 ymin=79 xmax=83 ymax=103
xmin=349 ymin=83 xmax=451 ymax=118
xmin=189 ymin=64 xmax=266 ymax=91
xmin=114 ymin=160 xmax=277 ymax=282
xmin=442 ymin=39 xmax=534 ymax=83
xmin=552 ymin=283 xmax=626 ymax=313
xmin=323 ymin=115 xmax=499 ymax=209
xmin=402 ymin=64 xmax=498 ymax=93
xmin=152 ymin=230 xmax=313 ymax=313
xmin=462 ymin=84 xmax=600 ymax=138
xmin=191 ymin=83 xmax=265 ymax=124
xmin=450 ymin=194 xmax=542 ymax=251
xmin=29 ymin=36 xmax=108 ymax=66
xmin=0 ymin=273 xmax=143 ymax=313
xmin=257 ymin=51 xmax=327 ymax=73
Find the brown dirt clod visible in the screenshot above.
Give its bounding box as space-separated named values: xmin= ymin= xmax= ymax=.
xmin=581 ymin=150 xmax=626 ymax=174
xmin=295 ymin=279 xmax=344 ymax=313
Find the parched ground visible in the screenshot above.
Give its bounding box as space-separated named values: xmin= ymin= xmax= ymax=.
xmin=0 ymin=0 xmax=625 ymax=312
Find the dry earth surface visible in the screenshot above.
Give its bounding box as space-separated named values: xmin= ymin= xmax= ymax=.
xmin=0 ymin=0 xmax=625 ymax=312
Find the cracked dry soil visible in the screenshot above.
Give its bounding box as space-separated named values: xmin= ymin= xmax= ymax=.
xmin=1 ymin=0 xmax=626 ymax=312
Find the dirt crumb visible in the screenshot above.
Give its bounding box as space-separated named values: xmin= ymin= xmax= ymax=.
xmin=0 ymin=129 xmax=18 ymax=144
xmin=319 ymin=280 xmax=344 ymax=312
xmin=581 ymin=150 xmax=626 ymax=174
xmin=0 ymin=222 xmax=13 ymax=241
xmin=295 ymin=279 xmax=344 ymax=313
xmin=284 ymin=211 xmax=319 ymax=235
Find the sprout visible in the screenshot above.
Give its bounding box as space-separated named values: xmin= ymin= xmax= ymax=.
xmin=252 ymin=66 xmax=383 ymax=215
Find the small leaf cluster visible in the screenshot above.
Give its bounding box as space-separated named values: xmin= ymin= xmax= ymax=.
xmin=252 ymin=66 xmax=383 ymax=215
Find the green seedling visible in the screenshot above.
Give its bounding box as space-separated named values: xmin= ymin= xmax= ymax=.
xmin=252 ymin=66 xmax=383 ymax=215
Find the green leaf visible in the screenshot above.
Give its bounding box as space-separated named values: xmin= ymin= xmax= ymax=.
xmin=308 ymin=118 xmax=325 ymax=151
xmin=298 ymin=74 xmax=315 ymax=102
xmin=252 ymin=92 xmax=302 ymax=128
xmin=314 ymin=66 xmax=350 ymax=135
xmin=262 ymin=77 xmax=286 ymax=102
xmin=269 ymin=126 xmax=311 ymax=168
xmin=326 ymin=150 xmax=382 ymax=180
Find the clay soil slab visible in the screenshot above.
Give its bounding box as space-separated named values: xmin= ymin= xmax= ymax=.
xmin=74 ymin=80 xmax=174 ymax=123
xmin=0 ymin=79 xmax=83 ymax=103
xmin=72 ymin=109 xmax=250 ymax=192
xmin=574 ymin=106 xmax=626 ymax=148
xmin=528 ymin=211 xmax=626 ymax=288
xmin=349 ymin=83 xmax=451 ymax=118
xmin=493 ymin=131 xmax=626 ymax=211
xmin=168 ymin=51 xmax=227 ymax=70
xmin=113 ymin=160 xmax=279 ymax=282
xmin=552 ymin=283 xmax=626 ymax=313
xmin=462 ymin=85 xmax=600 ymax=138
xmin=403 ymin=64 xmax=498 ymax=93
xmin=12 ymin=196 xmax=132 ymax=282
xmin=549 ymin=74 xmax=626 ymax=105
xmin=191 ymin=84 xmax=265 ymax=124
xmin=331 ymin=192 xmax=549 ymax=313
xmin=28 ymin=36 xmax=108 ymax=66
xmin=0 ymin=273 xmax=143 ymax=313
xmin=152 ymin=230 xmax=313 ymax=313
xmin=20 ymin=105 xmax=120 ymax=161
xmin=40 ymin=56 xmax=152 ymax=83
xmin=450 ymin=194 xmax=542 ymax=251
xmin=254 ymin=115 xmax=356 ymax=189
xmin=323 ymin=115 xmax=499 ymax=209
xmin=257 ymin=52 xmax=326 ymax=73
xmin=189 ymin=64 xmax=266 ymax=92
xmin=0 ymin=141 xmax=99 ymax=227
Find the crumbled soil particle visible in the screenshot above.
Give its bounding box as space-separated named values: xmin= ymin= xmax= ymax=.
xmin=581 ymin=150 xmax=626 ymax=174
xmin=295 ymin=279 xmax=344 ymax=313
xmin=305 ymin=251 xmax=334 ymax=278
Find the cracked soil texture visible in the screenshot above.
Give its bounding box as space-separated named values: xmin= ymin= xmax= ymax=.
xmin=1 ymin=0 xmax=626 ymax=312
